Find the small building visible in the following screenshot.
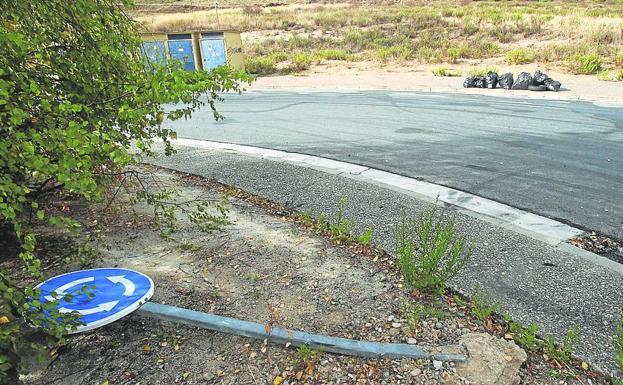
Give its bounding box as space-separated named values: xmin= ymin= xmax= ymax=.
xmin=140 ymin=31 xmax=244 ymax=72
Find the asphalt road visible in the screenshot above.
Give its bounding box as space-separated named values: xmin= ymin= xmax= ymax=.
xmin=166 ymin=91 xmax=623 ymax=238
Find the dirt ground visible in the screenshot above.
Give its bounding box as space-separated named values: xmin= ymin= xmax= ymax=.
xmin=248 ymin=61 xmax=623 ymax=104
xmin=17 ymin=166 xmax=600 ymax=385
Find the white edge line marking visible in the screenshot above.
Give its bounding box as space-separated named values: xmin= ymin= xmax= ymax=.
xmin=169 ymin=138 xmax=623 ymax=275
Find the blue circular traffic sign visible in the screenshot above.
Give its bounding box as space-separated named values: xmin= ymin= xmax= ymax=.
xmin=35 ymin=268 xmax=154 ymax=333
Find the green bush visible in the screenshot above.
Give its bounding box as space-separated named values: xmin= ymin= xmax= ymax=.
xmin=573 ymin=54 xmax=603 ymax=74
xmin=395 ymin=206 xmax=474 ymax=294
xmin=0 ymin=1 xmax=249 ymax=381
xmin=246 ymin=56 xmax=278 ymax=75
xmin=505 ymin=48 xmax=535 ymax=64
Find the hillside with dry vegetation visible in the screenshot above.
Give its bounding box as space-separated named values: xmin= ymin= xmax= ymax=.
xmin=133 ymin=1 xmax=623 ymax=79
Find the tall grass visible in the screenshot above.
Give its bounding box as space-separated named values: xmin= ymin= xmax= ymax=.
xmin=134 ymin=1 xmax=623 ymax=73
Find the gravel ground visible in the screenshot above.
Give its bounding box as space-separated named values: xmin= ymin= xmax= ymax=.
xmin=148 ymin=146 xmax=623 ymax=376
xmin=16 ymin=166 xmax=605 ymax=385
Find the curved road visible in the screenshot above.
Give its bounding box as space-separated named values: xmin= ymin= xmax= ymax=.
xmin=166 ymin=91 xmax=623 ymax=238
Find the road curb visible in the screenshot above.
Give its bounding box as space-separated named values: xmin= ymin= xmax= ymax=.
xmin=171 ymin=138 xmax=623 ymax=276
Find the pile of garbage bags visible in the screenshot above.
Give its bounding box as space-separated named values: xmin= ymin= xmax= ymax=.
xmin=463 ymin=70 xmax=561 ymax=92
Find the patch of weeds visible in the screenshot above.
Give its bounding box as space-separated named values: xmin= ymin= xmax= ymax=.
xmin=245 ymin=56 xmax=278 ymax=75
xmin=288 ymin=52 xmax=314 ymax=72
xmin=395 ymin=206 xmax=474 ymax=294
xmin=293 ymin=209 xmax=314 ymax=226
xmin=324 ymin=196 xmax=374 ymax=245
xmin=247 ymin=273 xmax=260 ymax=282
xmin=188 ymin=197 xmax=231 ymax=231
xmin=471 ymin=287 xmax=499 ymax=321
xmin=432 ymin=67 xmax=461 ymax=77
xmin=328 ymin=196 xmax=354 ymax=242
xmin=468 ymin=67 xmax=498 ymax=77
xmin=357 ymin=226 xmax=374 ymax=246
xmin=177 ymin=240 xmax=199 ymax=252
xmin=509 ymin=321 xmax=541 ymax=352
xmin=573 ymin=53 xmax=602 ymax=74
xmin=505 ymin=48 xmax=535 ymax=64
xmin=295 ymin=344 xmax=323 ymax=365
xmin=452 ymin=294 xmax=467 ymax=307
xmin=315 ymin=49 xmax=355 ymax=61
xmin=615 ymin=310 xmax=623 ymax=373
xmin=543 ymin=327 xmax=580 ymax=362
xmin=377 ymin=44 xmax=413 ymax=62
xmin=402 ymin=300 xmax=451 ymax=334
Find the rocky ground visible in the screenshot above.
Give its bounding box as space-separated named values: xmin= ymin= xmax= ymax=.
xmin=16 ymin=166 xmax=610 ymax=385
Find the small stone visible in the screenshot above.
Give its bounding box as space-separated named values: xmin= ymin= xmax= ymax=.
xmin=387 ymin=315 xmax=395 ymax=322
xmin=410 ymin=368 xmax=422 ymax=377
xmin=391 ymin=322 xmax=402 ymax=328
xmin=407 ymin=338 xmax=418 ymax=345
xmin=504 ymin=355 xmax=513 ymax=362
xmin=433 ymin=360 xmax=443 ymax=370
xmin=365 ymin=323 xmax=372 ymax=327
xmin=435 ymin=322 xmax=443 ymax=329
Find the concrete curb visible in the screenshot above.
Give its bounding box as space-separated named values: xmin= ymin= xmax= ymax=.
xmin=170 ymin=138 xmax=623 ymax=276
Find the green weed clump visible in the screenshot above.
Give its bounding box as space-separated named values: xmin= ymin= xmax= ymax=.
xmin=616 ymin=310 xmax=623 ymax=374
xmin=395 ymin=206 xmax=473 ymax=294
xmin=573 ymin=53 xmax=603 ymax=74
xmin=432 ymin=67 xmax=461 ymax=77
xmin=543 ymin=328 xmax=580 ymax=362
xmin=402 ymin=300 xmax=451 ymax=334
xmin=246 ymin=56 xmax=278 ymax=75
xmin=505 ymin=48 xmax=535 ymax=65
xmin=471 ymin=287 xmax=499 ymax=321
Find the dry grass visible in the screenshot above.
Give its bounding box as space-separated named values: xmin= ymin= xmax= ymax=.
xmin=133 ymin=1 xmax=623 ymax=75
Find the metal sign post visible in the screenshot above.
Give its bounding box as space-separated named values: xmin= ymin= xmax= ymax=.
xmin=34 ymin=268 xmax=466 ymax=361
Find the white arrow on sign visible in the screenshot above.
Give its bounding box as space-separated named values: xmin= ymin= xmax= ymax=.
xmin=44 ymin=277 xmax=94 ymax=302
xmin=58 ymin=300 xmax=120 ymax=315
xmin=107 ymin=275 xmax=135 ymax=296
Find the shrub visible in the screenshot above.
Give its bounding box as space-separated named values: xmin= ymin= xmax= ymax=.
xmin=395 ymin=206 xmax=474 ymax=294
xmin=0 ymin=0 xmax=249 ymax=380
xmin=505 ymin=48 xmax=535 ymax=64
xmin=288 ymin=53 xmax=314 ymax=72
xmin=573 ymin=54 xmax=603 ymax=74
xmin=246 ymin=56 xmax=278 ymax=75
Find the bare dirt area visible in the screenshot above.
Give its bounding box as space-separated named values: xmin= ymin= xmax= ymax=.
xmin=248 ymin=62 xmax=623 ymax=104
xmin=16 ymin=166 xmax=603 ymax=385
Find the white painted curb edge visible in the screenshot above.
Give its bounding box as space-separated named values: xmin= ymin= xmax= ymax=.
xmin=170 ymin=138 xmax=623 ymax=275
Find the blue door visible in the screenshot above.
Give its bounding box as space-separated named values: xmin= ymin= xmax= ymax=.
xmin=140 ymin=41 xmax=166 ymax=66
xmin=201 ymin=37 xmax=227 ymax=70
xmin=168 ymin=39 xmax=195 ymax=71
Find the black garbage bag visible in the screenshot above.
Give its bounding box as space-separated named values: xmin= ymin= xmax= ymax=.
xmin=511 ymin=72 xmax=532 ymax=90
xmin=498 ymin=73 xmax=514 ymax=89
xmin=464 ymin=76 xmax=487 ymax=88
xmin=544 ymin=79 xmax=561 ymax=92
xmin=484 ymin=72 xmax=498 ymax=89
xmin=463 ymin=76 xmax=478 ymax=88
xmin=533 ymin=70 xmax=550 ymax=86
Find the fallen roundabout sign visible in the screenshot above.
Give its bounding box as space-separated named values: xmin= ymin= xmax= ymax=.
xmin=34 ymin=267 xmax=466 ymax=362
xmin=35 ymin=268 xmax=154 ymax=333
